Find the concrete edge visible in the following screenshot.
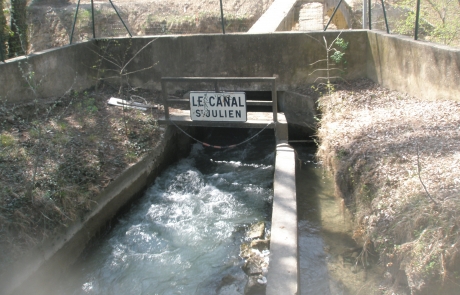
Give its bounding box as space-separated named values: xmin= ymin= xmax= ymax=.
xmin=248 ymin=0 xmax=298 ymax=33
xmin=267 ymin=141 xmax=298 ymax=295
xmin=3 ymin=126 xmax=193 ymax=295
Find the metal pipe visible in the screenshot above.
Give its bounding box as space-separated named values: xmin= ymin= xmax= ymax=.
xmin=414 ymin=0 xmax=421 ymax=40
xmin=219 ymin=0 xmax=225 ymax=34
xmin=162 ymin=77 xmax=277 ymax=83
xmin=69 ymin=0 xmax=81 ymax=44
xmin=324 ymin=0 xmax=344 ymax=31
xmin=381 ymin=0 xmax=390 ymax=33
xmin=108 ymin=0 xmax=132 ymax=37
xmin=368 ymin=0 xmax=372 ymax=30
xmin=91 ymin=0 xmax=96 ymax=39
xmin=363 ymin=0 xmax=367 ymax=28
xmin=161 ymin=80 xmax=170 ymax=120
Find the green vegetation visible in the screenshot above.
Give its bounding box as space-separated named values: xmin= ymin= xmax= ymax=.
xmin=309 ymin=34 xmax=349 ymax=96
xmin=391 ymin=0 xmax=460 ymax=46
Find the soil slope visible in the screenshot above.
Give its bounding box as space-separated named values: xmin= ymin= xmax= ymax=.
xmin=316 ymin=79 xmax=460 ymax=295
xmin=27 ymin=0 xmax=274 ymax=52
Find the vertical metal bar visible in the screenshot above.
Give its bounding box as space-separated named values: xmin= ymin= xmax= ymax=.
xmin=161 ymin=79 xmax=170 ymax=120
xmin=91 ymin=0 xmax=96 ymax=39
xmin=381 ymin=0 xmax=390 ymax=33
xmin=414 ymin=0 xmax=421 ymax=40
xmin=219 ymin=0 xmax=225 ymax=34
xmin=108 ymin=0 xmax=132 ymax=37
xmin=70 ymin=0 xmax=81 ymax=44
xmin=324 ymin=0 xmax=344 ymax=31
xmin=363 ymin=0 xmax=367 ymax=29
xmin=272 ymin=78 xmax=278 ymax=123
xmin=368 ymin=0 xmax=372 ymax=30
xmin=214 ymin=81 xmax=219 ymax=92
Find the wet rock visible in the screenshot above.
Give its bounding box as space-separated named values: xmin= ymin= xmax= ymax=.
xmin=240 ymin=242 xmax=252 ymax=259
xmin=240 ymin=221 xmax=271 ymax=295
xmin=250 ymin=239 xmax=269 ymax=251
xmin=243 ymin=255 xmax=264 ymax=275
xmin=246 ymin=221 xmax=265 ymax=240
xmin=244 ymin=275 xmax=266 ymax=295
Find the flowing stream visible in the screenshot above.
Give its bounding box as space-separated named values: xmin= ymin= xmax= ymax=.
xmin=50 ymin=131 xmax=383 ymax=295
xmin=295 ymin=144 xmax=382 ymax=295
xmin=53 ymin=129 xmax=275 ymax=295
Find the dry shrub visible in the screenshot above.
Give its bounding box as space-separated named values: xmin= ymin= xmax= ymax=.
xmin=0 ymin=87 xmax=164 ymax=274
xmin=316 ymin=79 xmax=460 ymax=294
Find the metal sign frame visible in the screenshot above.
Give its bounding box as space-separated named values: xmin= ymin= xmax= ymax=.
xmin=161 ymin=77 xmax=278 ymax=123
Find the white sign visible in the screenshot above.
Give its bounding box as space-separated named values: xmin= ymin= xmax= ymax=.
xmin=190 ymin=92 xmax=247 ymax=122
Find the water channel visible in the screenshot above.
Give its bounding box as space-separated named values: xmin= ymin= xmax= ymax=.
xmin=295 ymin=145 xmax=382 ymax=295
xmin=53 ymin=129 xmax=275 ymax=295
xmin=51 ymin=129 xmax=382 ymax=295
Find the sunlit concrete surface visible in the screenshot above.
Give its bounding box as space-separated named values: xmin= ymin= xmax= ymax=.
xmin=267 ymin=142 xmax=297 ymax=295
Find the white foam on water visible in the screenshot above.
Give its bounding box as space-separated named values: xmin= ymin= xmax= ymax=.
xmin=57 ymin=135 xmax=275 ymax=295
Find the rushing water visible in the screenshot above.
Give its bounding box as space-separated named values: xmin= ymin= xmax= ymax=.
xmin=54 ymin=129 xmax=275 ymax=295
xmin=295 ymin=144 xmax=382 ymax=295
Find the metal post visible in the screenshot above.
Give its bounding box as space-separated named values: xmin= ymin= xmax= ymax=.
xmin=161 ymin=79 xmax=170 ymax=120
xmin=108 ymin=0 xmax=132 ymax=37
xmin=219 ymin=0 xmax=225 ymax=34
xmin=324 ymin=0 xmax=344 ymax=31
xmin=414 ymin=0 xmax=421 ymax=40
xmin=363 ymin=0 xmax=367 ymax=29
xmin=70 ymin=0 xmax=81 ymax=44
xmin=381 ymin=0 xmax=390 ymax=33
xmin=272 ymin=78 xmax=278 ymax=123
xmin=368 ymin=0 xmax=372 ymax=30
xmin=91 ymin=0 xmax=96 ymax=39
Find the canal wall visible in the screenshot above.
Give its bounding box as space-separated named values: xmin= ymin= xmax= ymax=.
xmin=367 ymin=32 xmax=460 ymax=101
xmin=1 ymin=30 xmax=460 ymax=294
xmin=1 ymin=31 xmax=458 ymax=105
xmin=3 ymin=126 xmax=194 ymax=295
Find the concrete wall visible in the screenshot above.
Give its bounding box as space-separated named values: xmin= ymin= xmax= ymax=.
xmin=367 ymin=31 xmax=460 ymax=101
xmin=2 ymin=31 xmax=459 ymax=105
xmin=98 ymin=31 xmax=368 ymax=93
xmin=0 ymin=42 xmax=98 ymax=103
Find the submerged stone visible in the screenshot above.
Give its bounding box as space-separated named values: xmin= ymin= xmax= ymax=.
xmin=246 ymin=221 xmax=265 ymax=240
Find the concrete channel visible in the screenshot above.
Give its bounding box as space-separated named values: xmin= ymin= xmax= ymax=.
xmin=1 ymin=28 xmax=459 ymax=295
xmin=3 ymin=122 xmax=297 ymax=295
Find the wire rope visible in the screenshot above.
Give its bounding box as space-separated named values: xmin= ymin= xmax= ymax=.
xmin=168 ymin=118 xmax=274 ymax=149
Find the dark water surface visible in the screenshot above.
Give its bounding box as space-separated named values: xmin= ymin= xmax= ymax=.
xmin=295 ymin=144 xmax=383 ymax=295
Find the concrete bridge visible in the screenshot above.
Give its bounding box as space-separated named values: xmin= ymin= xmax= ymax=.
xmin=248 ymin=0 xmax=358 ymax=33
xmin=0 ymin=29 xmax=459 ymax=295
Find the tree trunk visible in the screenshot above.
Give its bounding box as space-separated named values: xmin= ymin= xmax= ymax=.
xmin=8 ymin=0 xmax=28 ymax=57
xmin=0 ymin=0 xmax=7 ymax=60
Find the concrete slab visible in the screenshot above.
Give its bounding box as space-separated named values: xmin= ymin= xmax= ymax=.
xmin=267 ymin=142 xmax=297 ymax=295
xmin=159 ymin=110 xmax=286 ymax=129
xmin=248 ymin=0 xmax=298 ymax=33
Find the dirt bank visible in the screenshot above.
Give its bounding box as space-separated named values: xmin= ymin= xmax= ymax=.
xmin=26 ymin=0 xmax=274 ymax=53
xmin=0 ymin=85 xmax=165 ymax=278
xmin=315 ymin=79 xmax=460 ymax=294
